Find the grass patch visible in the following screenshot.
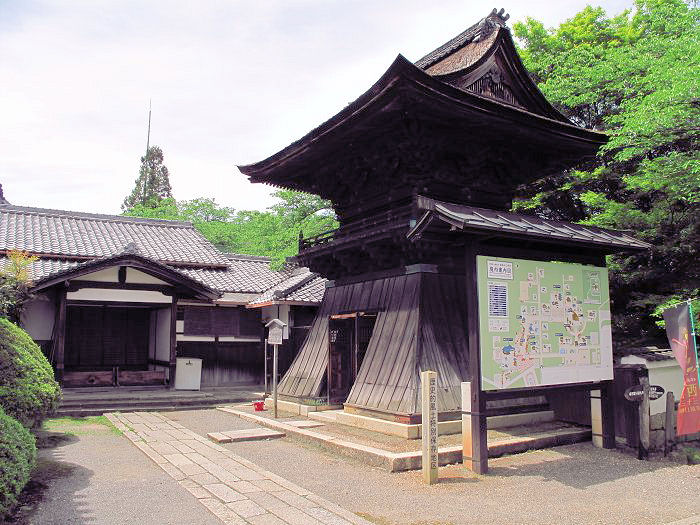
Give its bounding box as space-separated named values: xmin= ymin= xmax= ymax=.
xmin=42 ymin=416 xmax=121 ymax=436
xmin=681 ymin=445 xmax=700 ymax=465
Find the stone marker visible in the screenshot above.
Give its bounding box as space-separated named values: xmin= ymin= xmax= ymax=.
xmin=421 ymin=369 xmax=438 ymax=485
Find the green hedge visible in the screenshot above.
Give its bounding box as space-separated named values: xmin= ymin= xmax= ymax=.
xmin=0 ymin=406 xmax=36 ymax=518
xmin=0 ymin=318 xmax=61 ymax=427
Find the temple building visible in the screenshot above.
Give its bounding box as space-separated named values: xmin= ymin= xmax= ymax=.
xmin=239 ymin=9 xmax=650 ymax=424
xmin=0 ymin=205 xmax=323 ymax=389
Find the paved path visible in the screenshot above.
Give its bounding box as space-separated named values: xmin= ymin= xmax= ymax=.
xmin=27 ymin=421 xmax=221 ymax=525
xmin=106 ymin=411 xmax=370 ymax=525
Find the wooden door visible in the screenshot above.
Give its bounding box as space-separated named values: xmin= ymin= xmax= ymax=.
xmin=328 ymin=318 xmax=354 ymax=402
xmin=65 ymin=306 xmax=150 ymax=371
xmin=354 ymin=314 xmax=376 ymax=380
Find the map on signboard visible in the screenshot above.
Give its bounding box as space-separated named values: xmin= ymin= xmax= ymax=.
xmin=477 ymin=256 xmax=614 ymax=390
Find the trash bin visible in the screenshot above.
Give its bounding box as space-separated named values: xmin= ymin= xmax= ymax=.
xmin=174 ymin=357 xmax=202 ymax=390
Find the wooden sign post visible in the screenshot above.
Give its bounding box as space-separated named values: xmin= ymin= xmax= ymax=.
xmin=664 ymin=391 xmax=675 ymax=456
xmin=265 ymin=319 xmax=287 ymax=419
xmin=638 ymin=376 xmax=650 ymax=460
xmin=421 ymin=370 xmax=438 ymax=485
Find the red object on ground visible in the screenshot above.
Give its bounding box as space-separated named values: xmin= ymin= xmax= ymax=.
xmin=253 ymin=401 xmax=265 ymax=411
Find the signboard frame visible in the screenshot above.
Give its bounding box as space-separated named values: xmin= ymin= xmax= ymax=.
xmin=463 ymin=247 xmax=616 ymax=475
xmin=476 ymin=255 xmax=614 ymax=392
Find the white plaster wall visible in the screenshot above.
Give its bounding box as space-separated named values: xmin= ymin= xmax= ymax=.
xmin=177 ymin=334 xmax=215 ymax=342
xmin=67 ymin=288 xmax=171 ymax=303
xmin=21 ymin=294 xmax=55 ymax=340
xmin=155 ymin=308 xmax=172 ymax=361
xmin=620 ymin=355 xmax=684 ymax=414
xmin=261 ymin=304 xmax=290 ymax=338
xmin=73 ymin=266 xmax=167 ymax=284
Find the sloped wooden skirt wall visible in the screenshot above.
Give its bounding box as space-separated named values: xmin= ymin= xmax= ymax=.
xmin=277 ymin=270 xmax=470 ymax=416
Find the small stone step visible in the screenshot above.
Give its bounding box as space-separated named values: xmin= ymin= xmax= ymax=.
xmin=286 ymin=420 xmax=324 ymax=429
xmin=207 ymin=427 xmax=285 ymax=443
xmin=307 ymin=410 xmax=342 ymax=423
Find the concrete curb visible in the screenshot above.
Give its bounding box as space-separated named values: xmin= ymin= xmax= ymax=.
xmin=216 ymin=406 xmax=591 ymax=473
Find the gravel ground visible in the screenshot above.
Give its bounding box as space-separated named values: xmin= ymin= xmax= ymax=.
xmin=23 ymin=421 xmax=222 ymax=525
xmin=166 ymin=408 xmax=700 ymax=525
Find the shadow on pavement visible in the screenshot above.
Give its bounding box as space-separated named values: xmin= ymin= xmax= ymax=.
xmin=486 ymin=444 xmax=673 ymax=489
xmin=8 ymin=431 xmax=95 ymax=525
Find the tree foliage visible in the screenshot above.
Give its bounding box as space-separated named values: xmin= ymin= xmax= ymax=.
xmin=122 ymin=145 xmax=173 ymax=211
xmin=513 ymin=0 xmax=700 ymax=344
xmin=0 ymin=251 xmax=38 ymax=324
xmin=124 ymin=191 xmax=337 ymax=268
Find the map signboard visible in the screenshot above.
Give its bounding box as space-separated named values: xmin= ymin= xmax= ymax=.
xmin=477 ymin=256 xmax=614 ymax=390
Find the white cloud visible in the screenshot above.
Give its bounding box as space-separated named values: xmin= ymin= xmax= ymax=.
xmin=0 ymin=0 xmax=634 ymax=213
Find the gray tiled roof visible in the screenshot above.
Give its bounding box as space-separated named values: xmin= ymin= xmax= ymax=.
xmin=179 ymin=256 xmax=294 ymax=294
xmin=618 ymin=346 xmax=676 ymax=362
xmin=0 ymin=205 xmax=229 ymax=267
xmin=0 ymin=205 xmax=300 ymax=295
xmin=284 ymin=276 xmax=326 ymax=304
xmin=249 ymin=269 xmax=326 ymax=306
xmin=415 ymin=197 xmax=651 ymax=251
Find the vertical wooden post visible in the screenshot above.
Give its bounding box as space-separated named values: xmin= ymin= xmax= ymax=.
xmin=464 ymin=243 xmax=488 ymax=474
xmin=664 ymin=391 xmax=675 ymax=456
xmin=421 ymin=370 xmax=438 ymax=485
xmin=638 ymin=376 xmax=650 ymax=460
xmin=169 ymin=295 xmax=177 ymax=388
xmin=264 ymin=339 xmax=268 ymax=395
xmin=601 ymin=381 xmax=616 ymax=449
xmin=272 ymin=344 xmax=279 ymax=418
xmin=55 ymin=288 xmax=67 ymax=383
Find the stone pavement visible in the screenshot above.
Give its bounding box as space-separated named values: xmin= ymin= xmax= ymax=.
xmin=105 ymin=411 xmax=371 ymax=525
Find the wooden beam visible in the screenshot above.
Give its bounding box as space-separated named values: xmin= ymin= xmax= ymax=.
xmin=55 ymin=288 xmax=67 ymax=383
xmin=169 ymin=295 xmax=178 ymax=388
xmin=463 ymin=241 xmax=488 ymax=474
xmin=67 ymin=281 xmax=174 ymax=293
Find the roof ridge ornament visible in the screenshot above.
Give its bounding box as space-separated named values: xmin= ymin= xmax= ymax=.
xmin=473 ymin=8 xmax=510 ymax=42
xmin=121 ymin=242 xmax=141 ymax=255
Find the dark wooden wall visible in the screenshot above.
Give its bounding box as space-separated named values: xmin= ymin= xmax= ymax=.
xmin=65 ymin=305 xmax=150 ymax=371
xmin=278 ymin=270 xmax=471 ymax=416
xmin=177 ymin=341 xmax=263 ymax=386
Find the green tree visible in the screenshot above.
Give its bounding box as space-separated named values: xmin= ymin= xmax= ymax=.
xmin=0 ymin=251 xmax=38 ymax=324
xmin=122 ymin=145 xmax=173 ymax=210
xmin=513 ymin=0 xmax=700 ymax=344
xmin=124 ymin=191 xmax=337 ymax=268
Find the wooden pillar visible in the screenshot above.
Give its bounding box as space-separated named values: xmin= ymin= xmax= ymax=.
xmin=55 ymin=288 xmax=67 ymax=383
xmin=600 ymin=380 xmax=616 ymax=449
xmin=464 ymin=243 xmax=488 ymax=474
xmin=169 ymin=295 xmax=177 ymax=388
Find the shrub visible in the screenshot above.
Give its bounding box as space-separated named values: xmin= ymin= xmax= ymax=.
xmin=0 ymin=406 xmax=36 ymax=518
xmin=0 ymin=318 xmax=61 ymax=427
xmin=0 ymin=250 xmax=37 ymax=324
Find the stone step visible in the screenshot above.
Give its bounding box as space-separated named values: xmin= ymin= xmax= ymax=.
xmin=207 ymin=427 xmax=285 ymax=443
xmin=286 ymin=420 xmax=325 ymax=429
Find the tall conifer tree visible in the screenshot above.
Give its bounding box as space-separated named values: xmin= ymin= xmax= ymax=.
xmin=122 ymin=145 xmax=173 ymax=210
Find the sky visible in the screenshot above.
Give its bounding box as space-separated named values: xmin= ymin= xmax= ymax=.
xmin=0 ymin=0 xmax=634 ymax=214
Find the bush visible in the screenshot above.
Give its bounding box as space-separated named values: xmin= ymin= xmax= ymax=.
xmin=0 ymin=318 xmax=61 ymax=427
xmin=0 ymin=406 xmax=36 ymax=518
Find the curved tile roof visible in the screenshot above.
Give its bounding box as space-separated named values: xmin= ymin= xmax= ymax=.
xmin=0 ymin=205 xmax=229 ymax=267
